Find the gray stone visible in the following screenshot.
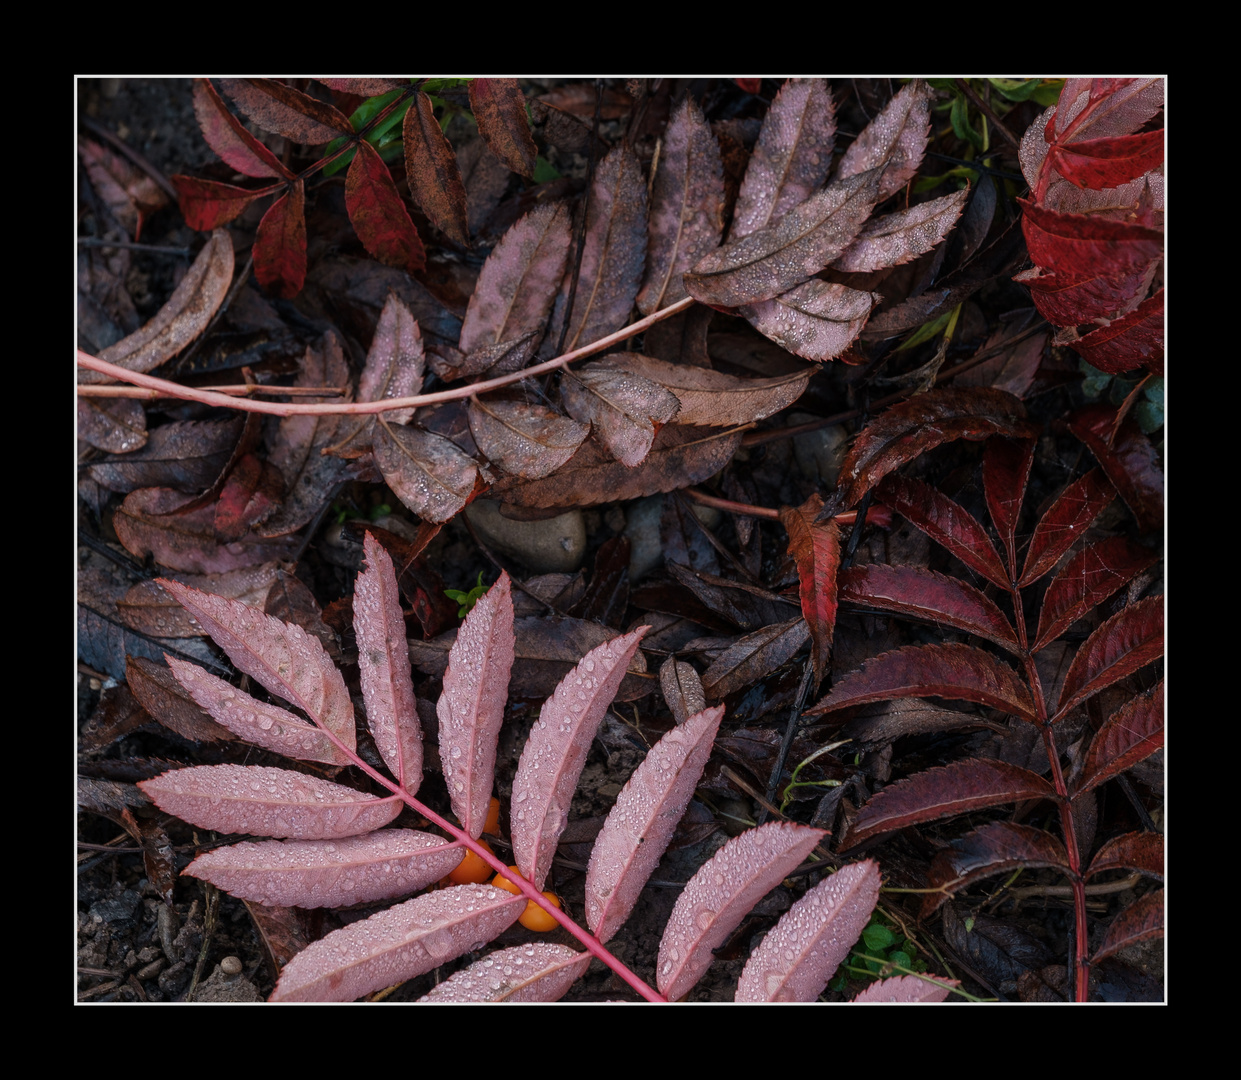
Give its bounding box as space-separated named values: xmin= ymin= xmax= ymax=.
xmin=465 ymin=501 xmax=586 ymax=573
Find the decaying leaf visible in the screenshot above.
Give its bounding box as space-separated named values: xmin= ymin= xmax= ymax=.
xmin=373 ymin=419 xmax=485 ymax=524
xmin=560 ymin=359 xmax=681 ymax=467
xmin=469 ymin=395 xmax=589 ymax=479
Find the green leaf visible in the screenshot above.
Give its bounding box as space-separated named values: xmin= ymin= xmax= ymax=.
xmin=950 ymin=94 xmax=985 ymax=152
xmin=533 ymin=155 xmax=561 ymax=184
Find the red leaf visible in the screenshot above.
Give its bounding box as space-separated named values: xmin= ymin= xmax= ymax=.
xmin=657 ymin=822 xmax=824 ymax=1000
xmin=1091 ymin=890 xmax=1162 ymax=964
xmin=637 ymin=96 xmax=725 ymax=313
xmin=253 ymin=180 xmax=307 ymax=299
xmin=823 ymin=387 xmax=1036 ymax=517
xmin=922 ymin=822 xmax=1069 ymax=916
xmin=185 ymin=830 xmax=464 ymax=908
xmin=779 ymin=494 xmax=840 ymax=685
xmin=731 ymin=78 xmax=836 ymax=239
xmin=355 ymin=534 xmax=422 ymax=794
xmin=217 ymin=78 xmax=353 ymax=144
xmin=172 ymin=175 xmax=266 ymax=230
xmin=878 ymin=474 xmax=1009 ymax=589
xmin=735 ymin=859 xmax=880 ymax=1002
xmin=403 ymin=92 xmax=469 ymax=246
xmin=586 ymin=705 xmax=724 ymax=942
xmin=346 ymin=140 xmax=425 ymax=274
xmin=1018 ymin=468 xmax=1116 ymax=587
xmin=419 ymin=942 xmax=590 ymax=1002
xmin=511 ymin=626 xmax=648 ymax=890
xmin=840 ymin=564 xmax=1019 ymax=653
xmin=805 ymin=643 xmax=1036 ymax=721
xmin=1033 ymin=536 xmax=1159 ymax=652
xmin=139 ymin=764 xmax=401 ymax=840
xmin=982 ymin=436 xmax=1035 ymax=572
xmin=468 ymin=79 xmax=537 ymax=177
xmin=192 ymin=79 xmax=291 ymax=179
xmin=437 ymin=573 xmax=515 ymax=838
xmin=1087 ymin=831 xmax=1163 ymax=880
xmin=843 ymin=759 xmax=1055 ymax=848
xmin=157 ymin=579 xmax=356 ymax=747
xmin=1068 ymin=404 xmax=1163 ymax=534
xmin=1054 ymin=597 xmax=1163 ymax=721
xmin=1071 ymin=289 xmax=1164 ymax=375
xmin=1047 ymin=130 xmax=1164 ymax=192
xmin=269 ymin=884 xmax=525 ymax=1001
xmin=1075 ymin=681 xmax=1163 ymax=796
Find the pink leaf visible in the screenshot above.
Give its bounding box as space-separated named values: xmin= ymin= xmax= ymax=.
xmin=586 ymin=705 xmax=724 ymax=942
xmin=832 ymin=189 xmax=968 ymax=273
xmin=270 ymin=884 xmax=525 ymax=1001
xmin=852 ymin=974 xmax=957 ymax=1002
xmin=437 ymin=573 xmax=515 ymax=838
xmin=139 ymin=765 xmax=401 ymax=839
xmin=511 ymin=626 xmax=649 ymax=890
xmin=419 ymin=942 xmax=590 ymax=1002
xmin=657 ymin=822 xmax=824 ymax=1000
xmin=185 ymin=830 xmax=464 ymax=907
xmin=837 ymin=80 xmax=932 ymax=201
xmin=165 ymin=657 xmax=349 ymax=765
xmin=355 ymin=534 xmax=422 ymax=793
xmin=736 ymin=859 xmax=880 ymax=1002
xmin=157 ymin=579 xmax=356 ymax=748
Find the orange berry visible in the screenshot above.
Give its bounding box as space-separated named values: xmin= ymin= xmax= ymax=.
xmin=483 ymin=797 xmax=501 ymax=836
xmin=446 ymin=840 xmax=494 ymax=885
xmin=491 ymin=865 xmax=524 ymax=896
xmin=519 ymin=892 xmax=562 ymax=932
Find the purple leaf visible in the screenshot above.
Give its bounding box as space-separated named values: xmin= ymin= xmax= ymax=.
xmin=511 ymin=626 xmax=649 ymax=890
xmin=158 ymin=579 xmax=356 ymax=747
xmin=419 ymin=942 xmax=590 ymax=1002
xmin=837 ymin=80 xmax=932 ymax=201
xmin=437 ymin=572 xmax=515 ymax=838
xmin=831 ymin=189 xmax=968 ymax=272
xmin=741 ymin=280 xmax=879 ymax=362
xmin=138 ymin=765 xmax=402 ymax=839
xmin=185 ymin=830 xmax=465 ymax=908
xmin=657 ymin=822 xmax=824 ymax=1000
xmin=586 ymin=705 xmax=724 ymax=942
xmin=270 ymin=884 xmax=525 ymax=1001
xmin=735 ymin=859 xmax=880 ymax=1002
xmin=355 ymin=533 xmax=422 ymax=793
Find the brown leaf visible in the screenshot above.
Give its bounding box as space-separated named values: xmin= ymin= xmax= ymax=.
xmin=701 ymin=617 xmax=809 ymax=699
xmin=469 ymin=79 xmax=538 ymax=177
xmin=81 ymin=230 xmax=233 ymax=383
xmin=86 ymin=417 xmax=244 ymax=495
xmin=78 ymin=397 xmax=147 ymax=454
xmin=457 ymin=202 xmax=571 ymax=355
xmin=836 ymin=79 xmax=931 ymax=201
xmin=468 ymin=395 xmax=589 ymax=480
xmin=217 ymin=78 xmax=352 ymax=144
xmin=493 ymin=424 xmax=742 ymax=510
xmin=595 ymin=352 xmax=811 ymax=426
xmin=118 ymin=563 xmax=281 ymax=638
xmin=403 ymin=92 xmax=469 ymax=246
xmin=126 ymin=656 xmax=234 ymax=743
xmin=373 ymin=420 xmax=485 ymax=524
xmin=741 ymin=280 xmax=879 ymax=363
xmin=78 ymin=136 xmax=169 ymax=239
xmin=731 ymin=78 xmax=837 ymax=239
xmin=636 ymin=96 xmax=725 ymax=314
xmin=660 ymin=657 xmax=706 ymax=725
xmin=684 ymin=168 xmax=880 ymax=308
xmin=561 ymin=360 xmax=681 ymax=467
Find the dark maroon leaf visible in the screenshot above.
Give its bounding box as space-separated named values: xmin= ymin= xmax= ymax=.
xmin=982 ymin=436 xmax=1036 ymax=572
xmin=922 ymin=822 xmax=1069 ymax=916
xmin=701 ymin=617 xmax=809 ymax=699
xmin=637 ymin=96 xmax=724 ymax=313
xmin=822 ymin=388 xmax=1037 ymax=518
xmin=86 ymin=417 xmax=243 ymax=494
xmin=844 ymin=759 xmax=1054 ymax=848
xmin=877 ymin=474 xmax=1009 ymax=588
xmin=1018 ymin=468 xmax=1116 ymax=587
xmin=78 ymin=396 xmax=147 ymax=454
xmin=779 ymin=494 xmax=840 ymax=685
xmin=403 ymin=92 xmax=469 ymax=246
xmin=1075 ymin=681 xmax=1163 ymax=796
xmin=253 ymin=181 xmax=307 ymax=299
xmin=192 ymin=79 xmax=291 ymax=180
xmin=1092 ymin=890 xmax=1162 ymax=964
xmin=1087 ymin=832 xmax=1163 ymax=880
xmin=840 ymin=564 xmax=1019 ymax=653
xmin=731 ymin=78 xmax=836 ymax=239
xmin=805 ymin=643 xmax=1036 ymax=722
xmin=171 ymin=175 xmax=266 ymax=230
xmin=468 ymin=79 xmax=538 ymax=177
xmin=1054 ymin=597 xmax=1163 ymax=721
xmin=1033 ymin=536 xmax=1159 ymax=652
xmin=941 ymin=901 xmax=1052 ymax=991
xmin=684 ymin=168 xmax=880 ymax=308
xmin=1068 ymin=404 xmax=1163 ymax=534
xmin=346 ymin=140 xmax=426 ymax=274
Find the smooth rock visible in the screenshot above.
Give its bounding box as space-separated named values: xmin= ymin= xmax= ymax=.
xmin=465 ymin=500 xmax=586 ymax=573
xmin=789 ymin=411 xmax=849 ymax=487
